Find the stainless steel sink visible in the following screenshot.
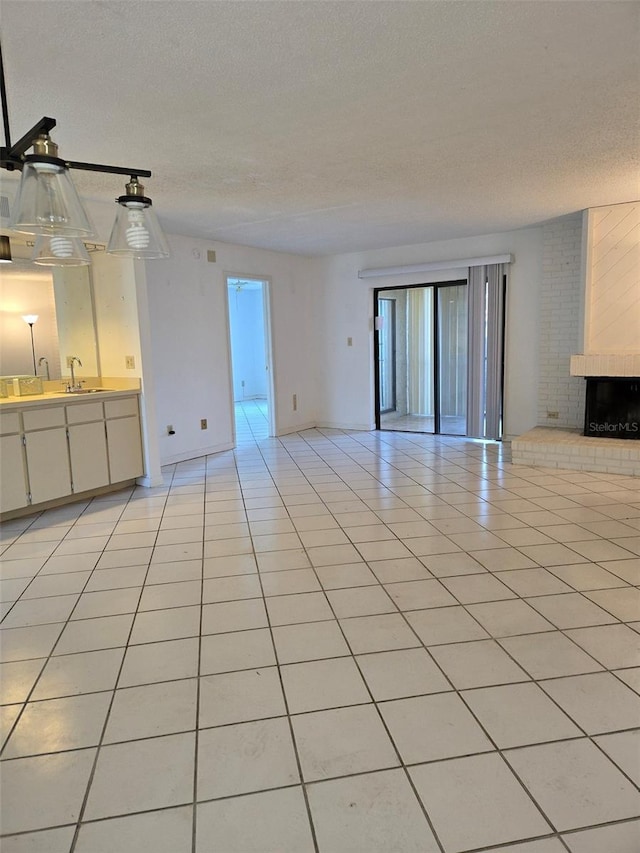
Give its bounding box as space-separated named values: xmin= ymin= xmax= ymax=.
xmin=66 ymin=388 xmax=115 ymax=394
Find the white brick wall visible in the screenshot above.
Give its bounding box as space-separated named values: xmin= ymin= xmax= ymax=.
xmin=538 ymin=214 xmax=585 ymax=428
xmin=512 ymin=427 xmax=640 ymax=476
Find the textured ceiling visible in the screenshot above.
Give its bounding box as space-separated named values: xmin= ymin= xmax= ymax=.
xmin=1 ymin=0 xmax=639 ymax=255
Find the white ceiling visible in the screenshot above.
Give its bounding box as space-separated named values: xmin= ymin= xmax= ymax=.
xmin=1 ymin=1 xmax=639 ymax=256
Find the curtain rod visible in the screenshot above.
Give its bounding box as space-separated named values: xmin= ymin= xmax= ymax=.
xmin=358 ymin=254 xmax=513 ymax=279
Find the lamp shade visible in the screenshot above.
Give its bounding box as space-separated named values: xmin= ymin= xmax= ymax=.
xmin=22 ymin=314 xmax=38 ymax=325
xmin=32 ymin=235 xmax=91 ymax=266
xmin=107 ymin=201 xmax=170 ymax=259
xmin=0 ymin=235 xmax=12 ymax=262
xmin=9 ymin=157 xmax=94 ymax=237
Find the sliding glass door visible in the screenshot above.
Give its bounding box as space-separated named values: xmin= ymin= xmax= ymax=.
xmin=374 ymin=270 xmax=505 ymax=439
xmin=375 ymin=281 xmax=468 ymax=435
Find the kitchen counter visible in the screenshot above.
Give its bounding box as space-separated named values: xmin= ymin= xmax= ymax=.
xmin=0 ymin=387 xmax=140 ymax=409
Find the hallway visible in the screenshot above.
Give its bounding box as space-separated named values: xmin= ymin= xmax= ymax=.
xmin=1 ymin=407 xmax=639 ymax=851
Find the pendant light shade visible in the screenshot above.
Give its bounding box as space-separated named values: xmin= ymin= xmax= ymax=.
xmin=32 ymin=234 xmax=91 ymax=266
xmin=0 ymin=235 xmax=11 ymax=262
xmin=9 ymin=138 xmax=95 ymax=237
xmin=106 ymin=177 xmax=169 ymax=259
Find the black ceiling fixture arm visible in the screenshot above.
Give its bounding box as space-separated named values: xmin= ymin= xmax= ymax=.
xmin=6 ymin=116 xmax=56 ymax=160
xmin=0 ymin=39 xmax=152 ymax=179
xmin=0 ymin=39 xmax=12 ymax=152
xmin=66 ymin=160 xmax=152 ymax=179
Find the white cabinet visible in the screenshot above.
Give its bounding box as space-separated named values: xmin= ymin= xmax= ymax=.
xmin=105 ymin=398 xmax=144 ymax=483
xmin=0 ymin=413 xmax=27 ymax=513
xmin=25 ymin=426 xmax=72 ymax=504
xmin=66 ymin=400 xmax=110 ymax=493
xmin=106 ymin=417 xmax=144 ymax=482
xmin=69 ymin=422 xmax=110 ymax=493
xmin=0 ymin=393 xmax=144 ymax=518
xmin=22 ymin=406 xmax=72 ymax=505
xmin=0 ymin=434 xmax=28 ymax=513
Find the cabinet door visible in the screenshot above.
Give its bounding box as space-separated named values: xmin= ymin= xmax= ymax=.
xmin=25 ymin=428 xmax=72 ymax=504
xmin=0 ymin=434 xmax=29 ymax=513
xmin=68 ymin=422 xmax=110 ymax=494
xmin=107 ymin=416 xmax=144 ymax=483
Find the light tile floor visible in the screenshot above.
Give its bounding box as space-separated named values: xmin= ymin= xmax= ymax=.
xmin=380 ymin=412 xmax=466 ymax=436
xmin=1 ymin=400 xmax=639 ymax=852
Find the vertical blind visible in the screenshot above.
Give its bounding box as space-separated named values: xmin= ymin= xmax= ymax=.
xmin=407 ymin=288 xmax=433 ymax=416
xmin=466 ymin=263 xmax=506 ymax=440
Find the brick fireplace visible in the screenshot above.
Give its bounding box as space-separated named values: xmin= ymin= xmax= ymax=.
xmin=513 ymin=201 xmax=640 ymax=475
xmin=584 ymin=377 xmax=640 ymax=440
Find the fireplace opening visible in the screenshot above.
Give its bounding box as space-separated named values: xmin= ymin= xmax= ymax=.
xmin=584 ymin=378 xmax=640 ymax=439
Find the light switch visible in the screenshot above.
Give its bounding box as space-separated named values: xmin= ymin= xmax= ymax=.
xmin=347 ymin=337 xmax=353 ymax=347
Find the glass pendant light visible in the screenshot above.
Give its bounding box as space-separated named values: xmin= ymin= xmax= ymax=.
xmin=106 ymin=177 xmax=169 ymax=259
xmin=32 ymin=234 xmax=91 ymax=266
xmin=9 ymin=133 xmax=94 ymax=237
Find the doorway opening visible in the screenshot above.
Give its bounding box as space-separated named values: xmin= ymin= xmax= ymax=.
xmin=226 ymin=276 xmax=274 ymax=441
xmin=374 ymin=276 xmax=505 ymax=439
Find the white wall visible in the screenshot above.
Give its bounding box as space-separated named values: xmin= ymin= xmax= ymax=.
xmin=142 ymin=234 xmax=318 ymax=466
xmin=91 ymin=253 xmax=143 ymax=379
xmin=584 ymin=201 xmax=640 ymax=354
xmin=91 ymin=251 xmax=164 ymax=487
xmin=313 ymin=227 xmax=543 ymax=439
xmin=538 ymin=214 xmax=585 ymax=429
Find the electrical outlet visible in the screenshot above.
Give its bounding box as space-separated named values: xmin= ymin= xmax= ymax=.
xmin=347 ymin=337 xmax=353 ymax=347
xmin=125 ymin=355 xmax=136 ymax=370
xmin=200 ymin=418 xmax=208 ymax=430
xmin=293 ymin=393 xmax=297 ymax=411
xmin=241 ymin=380 xmax=245 ymax=387
xmin=547 ymin=411 xmax=559 ymax=419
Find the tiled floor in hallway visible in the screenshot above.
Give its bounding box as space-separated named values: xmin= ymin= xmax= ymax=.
xmin=1 ymin=402 xmax=639 ymax=852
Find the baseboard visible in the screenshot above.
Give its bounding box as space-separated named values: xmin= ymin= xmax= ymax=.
xmin=135 ymin=474 xmax=166 ymax=488
xmin=160 ymin=442 xmax=235 ymax=466
xmin=315 ymin=421 xmax=376 ymax=431
xmin=275 ymin=421 xmax=318 ymax=436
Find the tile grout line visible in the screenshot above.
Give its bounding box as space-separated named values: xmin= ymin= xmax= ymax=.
xmin=67 ymin=480 xmax=171 ymax=852
xmin=235 ymin=435 xmax=322 ymax=853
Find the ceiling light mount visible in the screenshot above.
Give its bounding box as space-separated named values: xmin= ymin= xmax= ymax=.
xmin=106 ymin=175 xmax=170 ymax=258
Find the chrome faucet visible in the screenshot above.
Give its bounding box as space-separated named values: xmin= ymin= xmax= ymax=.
xmin=67 ymin=356 xmax=82 ymax=392
xmin=38 ymin=356 xmax=50 ymax=381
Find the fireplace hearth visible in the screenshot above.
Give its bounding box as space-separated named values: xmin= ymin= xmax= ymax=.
xmin=584 ymin=378 xmax=640 ymax=439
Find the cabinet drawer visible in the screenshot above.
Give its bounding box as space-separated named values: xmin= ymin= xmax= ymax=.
xmin=0 ymin=412 xmax=21 ymax=435
xmin=104 ymin=396 xmax=139 ymax=419
xmin=23 ymin=406 xmax=65 ymax=431
xmin=66 ymin=401 xmax=104 ymax=424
